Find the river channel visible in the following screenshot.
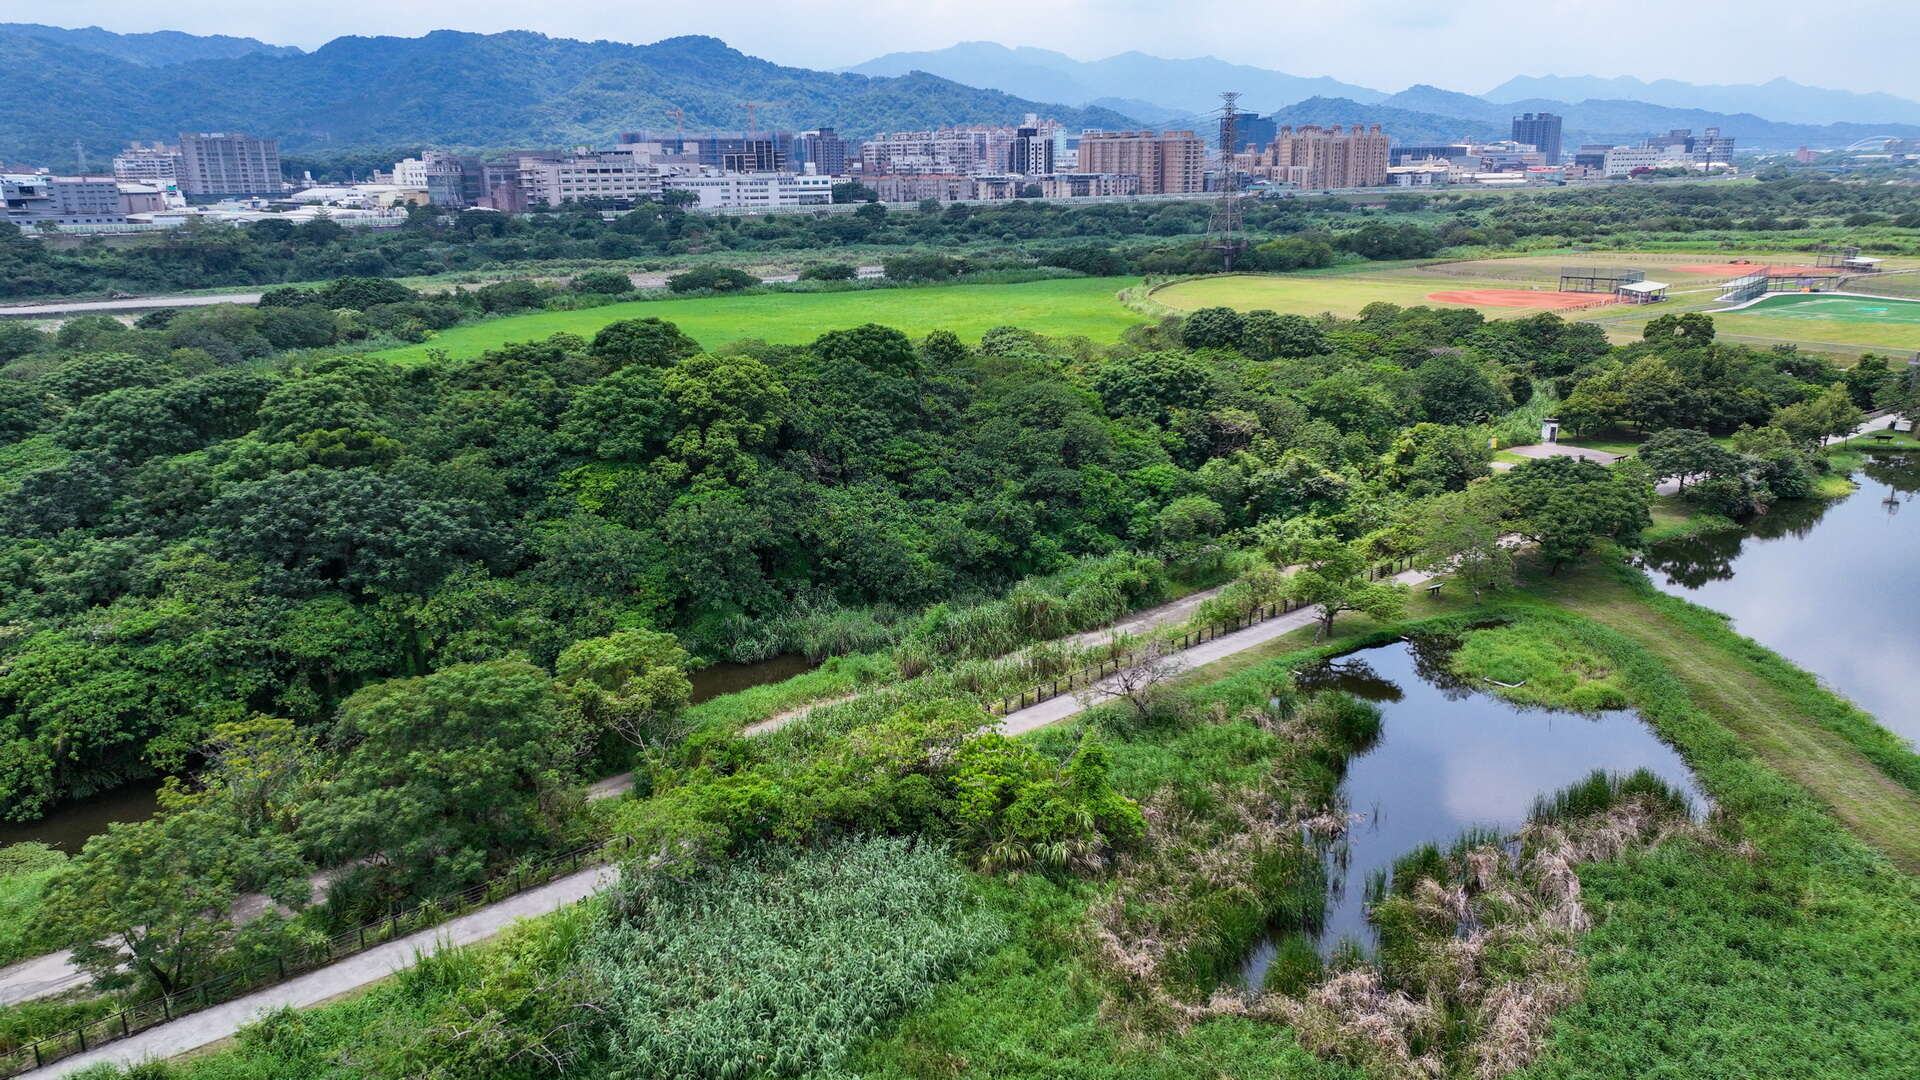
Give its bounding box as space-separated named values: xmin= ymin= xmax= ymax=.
xmin=0 ymin=652 xmax=817 ymax=853
xmin=1641 ymin=454 xmax=1919 ymax=744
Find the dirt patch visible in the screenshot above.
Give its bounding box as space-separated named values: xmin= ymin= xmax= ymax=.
xmin=1425 ymin=289 xmax=1611 ymax=310
xmin=1671 ymin=263 xmax=1831 ymax=277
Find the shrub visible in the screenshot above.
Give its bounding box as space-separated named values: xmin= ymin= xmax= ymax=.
xmin=799 ymin=262 xmax=857 ymax=281
xmin=666 ymin=266 xmax=756 ymax=293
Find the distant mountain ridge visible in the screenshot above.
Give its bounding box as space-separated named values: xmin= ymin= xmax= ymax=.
xmin=0 ymin=29 xmax=1139 ymax=164
xmin=1485 ymin=74 xmax=1920 ymax=127
xmin=0 ymin=21 xmax=300 ymax=65
xmin=844 ymin=41 xmax=1385 ymax=116
xmin=849 ymin=42 xmax=1920 ymax=145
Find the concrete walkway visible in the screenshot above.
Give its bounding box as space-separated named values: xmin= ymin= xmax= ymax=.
xmin=0 ymin=953 xmax=90 ymax=1010
xmin=738 ymin=582 xmax=1236 ymax=738
xmin=20 ymin=864 xmax=618 ymax=1078
xmin=0 ymin=572 xmax=1252 ymax=1064
xmin=998 ymin=564 xmax=1441 ymax=735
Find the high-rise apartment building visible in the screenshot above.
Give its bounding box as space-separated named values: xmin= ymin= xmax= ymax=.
xmin=1007 ymin=126 xmax=1056 ymax=174
xmin=1220 ymin=110 xmax=1276 ymax=154
xmin=1692 ymin=127 xmax=1736 ymax=164
xmin=1074 ymin=131 xmax=1206 ymax=194
xmin=1510 ymin=113 xmax=1563 ymax=164
xmin=1245 ymin=125 xmax=1389 ymax=189
xmin=112 ymin=142 xmax=183 ymax=184
xmin=177 ymin=132 xmax=281 ymax=196
xmin=795 ymin=129 xmax=849 ymax=175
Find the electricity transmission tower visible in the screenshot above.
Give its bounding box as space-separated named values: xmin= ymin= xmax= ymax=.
xmin=1206 ymin=91 xmax=1247 ymax=270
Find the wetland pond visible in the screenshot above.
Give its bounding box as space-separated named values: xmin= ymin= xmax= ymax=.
xmin=1640 ymin=453 xmax=1919 ymax=745
xmin=1238 ymin=638 xmax=1700 ymax=989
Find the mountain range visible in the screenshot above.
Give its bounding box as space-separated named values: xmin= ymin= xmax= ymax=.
xmin=843 ymin=42 xmax=1385 ymax=116
xmin=1485 ymin=75 xmax=1920 ymax=127
xmin=0 ymin=21 xmax=299 ymax=65
xmin=3 ymin=24 xmax=1919 ymax=169
xmin=0 ymin=30 xmax=1134 ymax=166
xmin=846 ymin=44 xmax=1920 ymax=152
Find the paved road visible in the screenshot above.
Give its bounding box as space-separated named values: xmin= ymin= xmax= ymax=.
xmin=0 ymin=293 xmax=267 ymax=318
xmin=739 ymin=581 xmax=1235 ymax=738
xmin=998 ymin=564 xmax=1441 ymax=735
xmin=0 ymin=952 xmax=90 ymax=1010
xmin=0 ymin=266 xmax=886 ymax=321
xmin=21 ymin=863 xmax=618 ymax=1079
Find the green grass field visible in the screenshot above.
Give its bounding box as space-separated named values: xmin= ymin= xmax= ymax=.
xmin=376 ymin=277 xmax=1144 ymax=363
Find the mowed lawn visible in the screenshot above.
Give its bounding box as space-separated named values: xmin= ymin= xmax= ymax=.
xmin=377 ymin=276 xmax=1144 ymax=363
xmin=1151 ymin=272 xmax=1607 ymax=319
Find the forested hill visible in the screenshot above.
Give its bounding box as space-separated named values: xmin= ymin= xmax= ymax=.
xmin=0 ymin=30 xmax=1138 ymax=165
xmin=0 ymin=22 xmax=300 ymax=65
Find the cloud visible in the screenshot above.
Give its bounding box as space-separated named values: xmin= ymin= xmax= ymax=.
xmin=38 ymin=0 xmax=1920 ymax=99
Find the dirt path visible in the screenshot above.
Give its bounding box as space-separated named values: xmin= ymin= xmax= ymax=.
xmin=1550 ymin=575 xmax=1920 ymax=872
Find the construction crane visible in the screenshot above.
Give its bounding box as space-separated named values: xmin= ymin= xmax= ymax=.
xmin=663 ymin=106 xmax=688 ymax=153
xmin=739 ymin=101 xmax=786 ymax=141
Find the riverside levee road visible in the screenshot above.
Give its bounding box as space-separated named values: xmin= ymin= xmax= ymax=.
xmin=15 ymin=567 xmax=1456 ymax=1076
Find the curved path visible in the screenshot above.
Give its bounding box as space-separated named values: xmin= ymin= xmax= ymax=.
xmin=3 ymin=577 xmax=1242 ymax=1073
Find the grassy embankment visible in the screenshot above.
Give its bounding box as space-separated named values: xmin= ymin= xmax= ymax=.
xmin=373 ymin=276 xmax=1145 ymax=364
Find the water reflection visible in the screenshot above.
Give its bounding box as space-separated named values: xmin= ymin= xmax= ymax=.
xmin=1239 ymin=639 xmax=1700 ymax=989
xmin=1641 ymin=454 xmax=1920 ymax=743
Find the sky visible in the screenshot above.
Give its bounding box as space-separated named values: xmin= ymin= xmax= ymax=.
xmin=31 ymin=0 xmax=1920 ymax=99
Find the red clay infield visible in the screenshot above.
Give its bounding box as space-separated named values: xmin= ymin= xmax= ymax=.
xmin=1425 ymin=288 xmax=1609 ymax=309
xmin=1670 ymin=262 xmax=1830 ymax=276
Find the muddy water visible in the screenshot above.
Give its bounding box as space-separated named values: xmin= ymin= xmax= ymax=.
xmin=0 ymin=779 xmax=162 ymax=855
xmin=1238 ymin=639 xmax=1700 ymax=989
xmin=0 ymin=653 xmax=817 ymax=853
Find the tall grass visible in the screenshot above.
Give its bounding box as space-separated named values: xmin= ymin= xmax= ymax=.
xmin=588 ymin=836 xmax=1003 ymax=1079
xmin=0 ymin=842 xmax=66 ymax=967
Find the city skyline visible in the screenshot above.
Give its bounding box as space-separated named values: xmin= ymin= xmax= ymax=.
xmin=21 ymin=1 xmax=1920 ymax=101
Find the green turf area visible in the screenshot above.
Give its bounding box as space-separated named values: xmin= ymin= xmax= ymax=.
xmin=1700 ymin=293 xmax=1920 ymax=352
xmin=375 ymin=277 xmax=1144 ymax=363
xmin=1733 ymin=292 xmax=1920 ymax=325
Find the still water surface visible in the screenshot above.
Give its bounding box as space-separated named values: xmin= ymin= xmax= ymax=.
xmin=1239 ymin=639 xmax=1699 ymax=988
xmin=1641 ymin=455 xmax=1919 ymax=744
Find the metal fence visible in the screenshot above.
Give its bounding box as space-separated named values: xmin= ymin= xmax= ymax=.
xmin=985 ymin=556 xmax=1418 ymax=716
xmin=0 ymin=834 xmax=635 ymax=1076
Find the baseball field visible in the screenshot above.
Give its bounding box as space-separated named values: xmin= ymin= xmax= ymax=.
xmin=1152 ymin=254 xmax=1920 ymax=356
xmin=373 ymin=253 xmax=1916 ymax=368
